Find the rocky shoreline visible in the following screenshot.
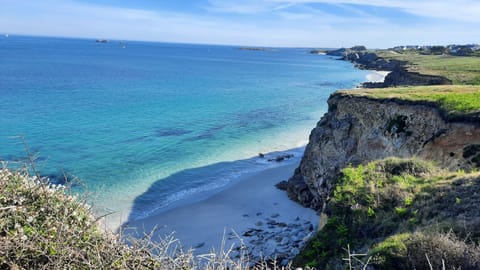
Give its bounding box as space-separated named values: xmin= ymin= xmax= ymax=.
xmin=325 ymin=46 xmax=452 ymax=88
xmin=277 ymin=46 xmax=480 ymax=268
xmin=125 ymin=162 xmax=319 ymax=268
xmin=280 ymin=46 xmax=456 ymax=210
xmin=238 ymin=46 xmax=458 ymax=263
xmin=229 ymin=213 xmax=316 ymax=265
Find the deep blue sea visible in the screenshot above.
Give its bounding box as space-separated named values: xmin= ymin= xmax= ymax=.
xmin=0 ymin=35 xmax=369 ymax=224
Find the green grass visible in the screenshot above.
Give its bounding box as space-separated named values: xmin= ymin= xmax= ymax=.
xmin=339 ymin=85 xmax=480 ymax=115
xmin=294 ymin=158 xmax=480 ymax=269
xmin=375 ymin=50 xmax=480 ymax=85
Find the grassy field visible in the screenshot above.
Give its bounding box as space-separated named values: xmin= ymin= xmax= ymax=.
xmin=375 ymin=50 xmax=480 ymax=85
xmin=340 ymin=85 xmax=480 ymax=115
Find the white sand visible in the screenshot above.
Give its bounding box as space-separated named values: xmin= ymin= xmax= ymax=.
xmin=124 ymin=163 xmax=319 ymax=255
xmin=366 ymin=70 xmax=390 ymax=83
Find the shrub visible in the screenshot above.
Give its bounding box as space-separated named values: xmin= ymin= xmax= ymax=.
xmin=294 ymin=158 xmax=480 ymax=269
xmin=370 ymin=231 xmax=480 ymax=269
xmin=0 ymin=166 xmax=314 ymax=270
xmin=0 ymin=168 xmax=163 ymax=269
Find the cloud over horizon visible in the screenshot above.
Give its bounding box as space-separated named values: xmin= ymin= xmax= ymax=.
xmin=0 ymin=0 xmax=478 ymax=48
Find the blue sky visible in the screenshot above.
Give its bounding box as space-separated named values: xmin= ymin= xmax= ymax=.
xmin=1 ymin=0 xmax=479 ymax=48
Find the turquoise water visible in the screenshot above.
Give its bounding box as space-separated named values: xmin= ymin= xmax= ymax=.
xmin=0 ymin=36 xmax=369 ymax=222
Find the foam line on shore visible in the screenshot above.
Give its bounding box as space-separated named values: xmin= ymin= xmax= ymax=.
xmin=123 ymin=162 xmax=318 ymax=262
xmin=366 ymin=70 xmax=390 ymax=83
xmin=116 ymin=147 xmax=306 ymax=224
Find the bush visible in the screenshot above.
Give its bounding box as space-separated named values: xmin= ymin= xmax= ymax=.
xmin=370 ymin=231 xmax=480 ymax=269
xmin=294 ymin=158 xmax=480 ymax=269
xmin=0 ymin=167 xmax=314 ymax=270
xmin=0 ymin=168 xmax=163 ymax=269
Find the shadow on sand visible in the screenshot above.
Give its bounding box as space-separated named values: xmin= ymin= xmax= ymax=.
xmin=121 ymin=147 xmax=304 ymax=231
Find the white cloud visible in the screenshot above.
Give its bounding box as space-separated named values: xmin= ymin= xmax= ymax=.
xmin=0 ymin=0 xmax=479 ymax=47
xmin=266 ymin=0 xmax=480 ymax=23
xmin=205 ymin=0 xmax=284 ymax=14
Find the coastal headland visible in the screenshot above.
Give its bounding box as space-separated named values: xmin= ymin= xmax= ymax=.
xmin=287 ymin=45 xmax=480 ymax=268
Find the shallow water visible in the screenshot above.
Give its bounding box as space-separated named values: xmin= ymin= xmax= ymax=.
xmin=0 ymin=35 xmax=370 ymax=220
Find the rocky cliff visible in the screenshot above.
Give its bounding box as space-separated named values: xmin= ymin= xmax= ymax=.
xmin=372 ymin=67 xmax=452 ymax=88
xmin=346 ymin=51 xmax=452 ymax=88
xmin=325 ymin=47 xmax=452 ymax=87
xmin=282 ymin=91 xmax=480 ymax=210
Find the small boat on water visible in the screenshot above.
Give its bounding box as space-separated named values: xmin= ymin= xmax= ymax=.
xmin=96 ymin=39 xmax=109 ymax=43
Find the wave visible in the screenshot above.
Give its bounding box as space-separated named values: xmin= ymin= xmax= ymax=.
xmin=127 ymin=147 xmax=305 ymax=221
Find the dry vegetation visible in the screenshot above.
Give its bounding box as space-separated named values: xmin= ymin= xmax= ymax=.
xmin=295 ymin=158 xmax=480 ymax=269
xmin=0 ymin=164 xmax=316 ymax=269
xmin=0 ymin=167 xmax=162 ymax=269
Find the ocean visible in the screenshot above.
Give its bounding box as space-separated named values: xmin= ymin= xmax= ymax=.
xmin=0 ymin=35 xmax=370 ymax=224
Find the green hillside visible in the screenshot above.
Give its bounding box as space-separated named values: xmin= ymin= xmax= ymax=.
xmin=295 ymin=158 xmax=480 ymax=269
xmin=376 ymin=50 xmax=480 ymax=85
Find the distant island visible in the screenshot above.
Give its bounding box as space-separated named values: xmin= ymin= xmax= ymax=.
xmin=238 ymin=47 xmax=273 ymax=51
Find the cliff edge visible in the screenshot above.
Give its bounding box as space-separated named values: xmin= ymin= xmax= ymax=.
xmin=325 ymin=47 xmax=452 ymax=88
xmin=282 ymin=87 xmax=480 ymax=210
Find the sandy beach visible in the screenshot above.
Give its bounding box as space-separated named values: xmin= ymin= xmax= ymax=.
xmin=366 ymin=70 xmax=390 ymax=83
xmin=124 ymin=162 xmax=319 ymax=259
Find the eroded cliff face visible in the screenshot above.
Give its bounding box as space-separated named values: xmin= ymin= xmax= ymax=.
xmin=284 ymin=92 xmax=480 ymax=210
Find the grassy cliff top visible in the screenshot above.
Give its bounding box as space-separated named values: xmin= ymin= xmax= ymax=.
xmin=338 ymin=85 xmax=480 ymax=116
xmin=375 ymin=50 xmax=480 ymax=85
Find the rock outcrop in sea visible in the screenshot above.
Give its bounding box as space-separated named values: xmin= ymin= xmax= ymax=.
xmin=280 ymin=91 xmax=480 ymax=210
